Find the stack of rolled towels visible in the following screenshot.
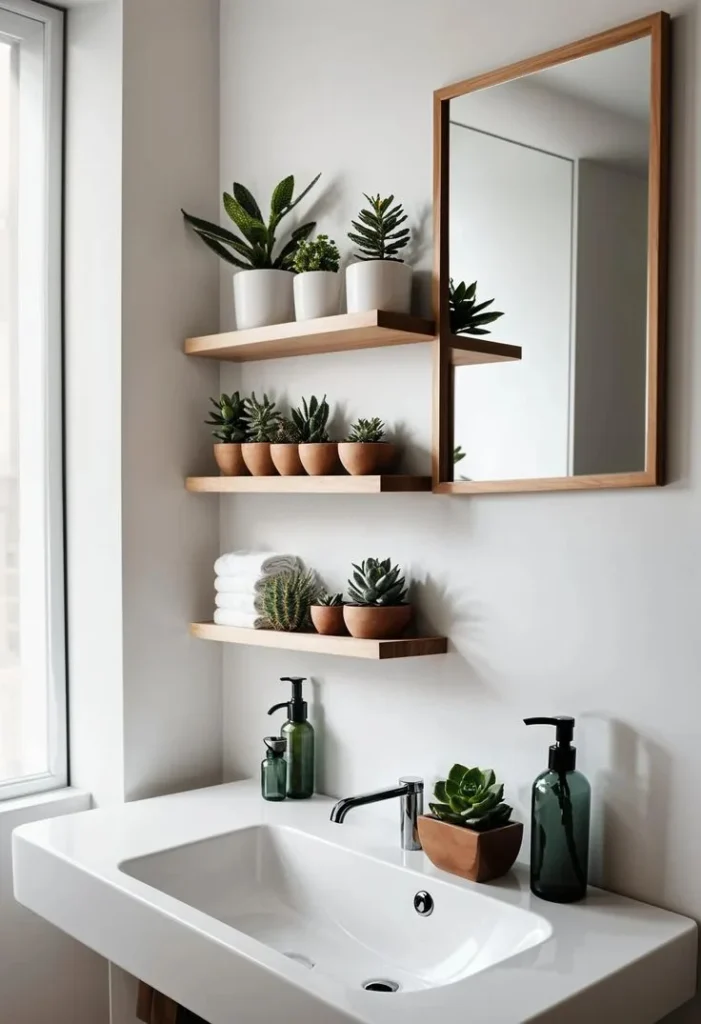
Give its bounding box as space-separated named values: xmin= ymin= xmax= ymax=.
xmin=213 ymin=551 xmax=303 ymax=628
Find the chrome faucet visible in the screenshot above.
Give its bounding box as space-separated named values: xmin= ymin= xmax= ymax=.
xmin=330 ymin=776 xmax=424 ymax=851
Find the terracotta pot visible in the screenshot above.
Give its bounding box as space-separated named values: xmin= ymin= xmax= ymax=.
xmin=338 ymin=442 xmax=398 ymax=476
xmin=298 ymin=442 xmax=339 ymax=476
xmin=241 ymin=442 xmax=277 ymax=476
xmin=343 ymin=603 xmax=412 ymax=640
xmin=417 ymin=815 xmax=524 ymax=883
xmin=270 ymin=443 xmax=305 ymax=476
xmin=213 ymin=443 xmax=248 ymax=476
xmin=310 ymin=605 xmax=347 ymax=636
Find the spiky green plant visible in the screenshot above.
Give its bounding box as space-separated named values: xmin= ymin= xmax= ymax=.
xmin=449 ymin=279 xmax=504 ymax=337
xmin=182 ymin=173 xmax=321 ymax=270
xmin=453 ymin=444 xmax=466 ymax=465
xmin=316 ymin=592 xmax=343 ymax=607
xmin=246 ymin=393 xmax=281 ymax=442
xmin=272 ymin=416 xmax=302 ymax=444
xmin=347 ymin=558 xmax=408 ymax=607
xmin=291 ymin=395 xmax=330 ymax=443
xmin=346 ymin=417 xmax=385 ymax=443
xmin=292 ymin=234 xmax=340 ymax=273
xmin=260 ymin=569 xmax=322 ymax=632
xmin=348 ymin=193 xmax=410 ymax=262
xmin=429 ymin=764 xmax=512 ymax=831
xmin=205 ymin=392 xmax=249 ymax=443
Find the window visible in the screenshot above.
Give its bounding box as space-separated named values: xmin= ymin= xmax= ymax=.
xmin=0 ymin=0 xmax=64 ymax=800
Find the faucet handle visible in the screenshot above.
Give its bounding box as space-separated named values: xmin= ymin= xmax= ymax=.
xmin=399 ymin=776 xmax=424 ymax=792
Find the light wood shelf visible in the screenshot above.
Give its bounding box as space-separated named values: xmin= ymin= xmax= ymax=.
xmin=191 ymin=623 xmax=447 ymax=660
xmin=185 ymin=310 xmax=436 ymax=362
xmin=186 ymin=475 xmax=431 ymax=494
xmin=450 ymin=335 xmax=522 ymax=366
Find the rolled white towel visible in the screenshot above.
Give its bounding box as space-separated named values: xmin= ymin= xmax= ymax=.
xmin=215 ymin=592 xmax=260 ymax=615
xmin=213 ymin=608 xmax=265 ymax=629
xmin=214 ymin=551 xmax=302 ymax=579
xmin=214 ymin=574 xmax=267 ymax=595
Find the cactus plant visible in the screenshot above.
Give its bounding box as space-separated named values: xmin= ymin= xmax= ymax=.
xmin=205 ymin=392 xmax=249 ymax=443
xmin=316 ymin=592 xmax=343 ymax=607
xmin=292 ymin=234 xmax=340 ymax=273
xmin=246 ymin=392 xmax=281 ymax=442
xmin=429 ymin=765 xmax=513 ymax=831
xmin=347 ymin=558 xmax=408 ymax=607
xmin=345 ymin=417 xmax=385 ymax=443
xmin=290 ymin=395 xmax=331 ymax=443
xmin=348 ymin=193 xmax=410 ymax=262
xmin=449 ymin=279 xmax=504 ymax=337
xmin=260 ymin=569 xmax=322 ymax=632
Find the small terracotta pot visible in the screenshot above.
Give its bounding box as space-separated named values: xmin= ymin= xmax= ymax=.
xmin=298 ymin=442 xmax=339 ymax=476
xmin=417 ymin=815 xmax=524 ymax=883
xmin=343 ymin=604 xmax=412 ymax=640
xmin=338 ymin=442 xmax=398 ymax=476
xmin=310 ymin=605 xmax=347 ymax=636
xmin=241 ymin=442 xmax=277 ymax=476
xmin=270 ymin=443 xmax=305 ymax=476
xmin=213 ymin=443 xmax=248 ymax=476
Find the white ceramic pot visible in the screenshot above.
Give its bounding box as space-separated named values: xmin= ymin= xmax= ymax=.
xmin=346 ymin=260 xmax=413 ymax=315
xmin=233 ymin=269 xmax=294 ymax=330
xmin=293 ymin=271 xmax=340 ymax=321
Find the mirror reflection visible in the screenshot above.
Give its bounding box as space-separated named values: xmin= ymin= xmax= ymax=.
xmin=449 ymin=38 xmax=651 ymax=482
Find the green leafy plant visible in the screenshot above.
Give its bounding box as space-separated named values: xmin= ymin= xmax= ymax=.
xmin=449 ymin=279 xmax=504 ymax=337
xmin=182 ymin=173 xmax=321 ymax=270
xmin=246 ymin=392 xmax=281 ymax=442
xmin=316 ymin=592 xmax=343 ymax=607
xmin=346 ymin=417 xmax=386 ymax=443
xmin=292 ymin=234 xmax=340 ymax=273
xmin=429 ymin=765 xmax=512 ymax=831
xmin=291 ymin=395 xmax=331 ymax=443
xmin=348 ymin=193 xmax=410 ymax=262
xmin=453 ymin=444 xmax=466 ymax=465
xmin=272 ymin=416 xmax=302 ymax=444
xmin=347 ymin=558 xmax=408 ymax=607
xmin=205 ymin=392 xmax=249 ymax=443
xmin=260 ymin=569 xmax=322 ymax=632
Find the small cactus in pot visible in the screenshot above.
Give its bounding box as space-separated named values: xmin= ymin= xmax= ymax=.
xmin=242 ymin=393 xmax=281 ymax=476
xmin=292 ymin=395 xmax=339 ymax=476
xmin=270 ymin=416 xmax=304 ymax=476
xmin=206 ymin=392 xmax=250 ymax=476
xmin=310 ymin=591 xmax=347 ymax=637
xmin=338 ymin=417 xmax=397 ymax=476
xmin=343 ymin=557 xmax=412 ymax=639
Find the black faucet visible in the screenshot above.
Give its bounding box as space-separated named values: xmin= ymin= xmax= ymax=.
xmin=330 ymin=777 xmax=424 ymax=851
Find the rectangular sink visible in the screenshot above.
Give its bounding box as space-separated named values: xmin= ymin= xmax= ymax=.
xmin=121 ymin=824 xmax=550 ymax=993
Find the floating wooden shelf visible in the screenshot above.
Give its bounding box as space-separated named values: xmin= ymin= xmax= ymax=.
xmin=185 ymin=310 xmax=436 ymax=362
xmin=191 ymin=623 xmax=448 ymax=660
xmin=450 ymin=335 xmax=522 ymax=366
xmin=186 ymin=475 xmax=431 ymax=494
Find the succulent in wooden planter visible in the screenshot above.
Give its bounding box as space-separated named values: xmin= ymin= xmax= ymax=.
xmin=343 ymin=557 xmax=411 ymax=639
xmin=292 ymin=395 xmax=339 ymax=475
xmin=206 ymin=392 xmax=250 ymax=476
xmin=270 ymin=416 xmax=304 ymax=476
xmin=310 ymin=592 xmax=347 ymax=636
xmin=339 ymin=417 xmax=397 ymax=475
xmin=242 ymin=392 xmax=281 ymax=476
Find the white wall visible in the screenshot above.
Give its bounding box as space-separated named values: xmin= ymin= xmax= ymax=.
xmin=219 ymin=2 xmax=701 ymax=1021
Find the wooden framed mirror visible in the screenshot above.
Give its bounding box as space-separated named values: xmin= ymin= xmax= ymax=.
xmin=432 ymin=13 xmax=670 ymax=494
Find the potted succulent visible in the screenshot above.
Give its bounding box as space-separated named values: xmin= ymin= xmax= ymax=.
xmin=338 ymin=417 xmax=397 ymax=476
xmin=292 ymin=234 xmax=341 ymax=321
xmin=418 ymin=765 xmax=523 ymax=883
xmin=310 ymin=593 xmax=346 ymax=636
xmin=241 ymin=393 xmax=281 ymax=476
xmin=343 ymin=557 xmax=412 ymax=639
xmin=292 ymin=395 xmax=339 ymax=475
xmin=182 ymin=173 xmax=320 ymax=329
xmin=260 ymin=569 xmax=322 ymax=632
xmin=449 ymin=279 xmax=504 ymax=337
xmin=270 ymin=416 xmax=304 ymax=476
xmin=205 ymin=392 xmax=249 ymax=476
xmin=346 ymin=193 xmax=412 ymax=314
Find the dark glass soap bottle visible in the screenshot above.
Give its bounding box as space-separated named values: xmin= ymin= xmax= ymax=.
xmin=524 ymin=716 xmax=591 ymax=904
xmin=268 ymin=676 xmax=314 ymax=799
xmin=261 ymin=736 xmax=287 ymax=802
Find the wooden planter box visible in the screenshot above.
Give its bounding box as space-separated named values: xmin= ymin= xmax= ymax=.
xmin=418 ymin=815 xmax=523 ymax=883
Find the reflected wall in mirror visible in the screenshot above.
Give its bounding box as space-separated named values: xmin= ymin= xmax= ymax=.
xmin=434 ymin=15 xmax=670 ymax=494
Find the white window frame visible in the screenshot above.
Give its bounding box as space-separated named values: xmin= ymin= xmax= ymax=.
xmin=0 ymin=0 xmax=65 ymax=800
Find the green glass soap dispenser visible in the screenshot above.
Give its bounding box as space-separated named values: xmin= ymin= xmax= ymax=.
xmin=524 ymin=716 xmax=591 ymax=904
xmin=268 ymin=676 xmax=314 ymax=799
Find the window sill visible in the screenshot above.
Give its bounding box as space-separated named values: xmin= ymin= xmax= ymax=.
xmin=0 ymin=786 xmax=91 ymax=823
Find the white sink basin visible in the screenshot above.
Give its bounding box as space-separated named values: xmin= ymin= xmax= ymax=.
xmin=12 ymin=781 xmax=698 ymax=1024
xmin=121 ymin=823 xmax=550 ymax=992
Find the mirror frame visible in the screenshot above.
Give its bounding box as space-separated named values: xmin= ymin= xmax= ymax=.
xmin=432 ymin=13 xmax=671 ymax=494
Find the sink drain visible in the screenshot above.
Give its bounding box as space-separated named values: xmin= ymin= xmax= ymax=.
xmin=284 ymin=952 xmax=315 ymax=970
xmin=362 ymin=979 xmax=400 ymax=993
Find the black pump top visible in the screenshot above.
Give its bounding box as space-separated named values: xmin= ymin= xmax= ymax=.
xmin=268 ymin=676 xmax=308 ymax=723
xmin=524 ymin=716 xmax=577 ymax=772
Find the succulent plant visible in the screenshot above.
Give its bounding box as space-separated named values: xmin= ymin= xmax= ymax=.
xmin=291 ymin=395 xmax=331 ymax=443
xmin=182 ymin=173 xmax=320 ymax=270
xmin=449 ymin=279 xmax=504 ymax=337
xmin=292 ymin=234 xmax=340 ymax=274
xmin=348 ymin=193 xmax=410 ymax=262
xmin=316 ymin=592 xmax=343 ymax=607
xmin=246 ymin=392 xmax=281 ymax=442
xmin=453 ymin=444 xmax=466 ymax=465
xmin=205 ymin=392 xmax=249 ymax=443
xmin=272 ymin=416 xmax=302 ymax=444
xmin=346 ymin=417 xmax=386 ymax=443
xmin=347 ymin=558 xmax=408 ymax=607
xmin=260 ymin=569 xmax=322 ymax=632
xmin=430 ymin=765 xmax=512 ymax=831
